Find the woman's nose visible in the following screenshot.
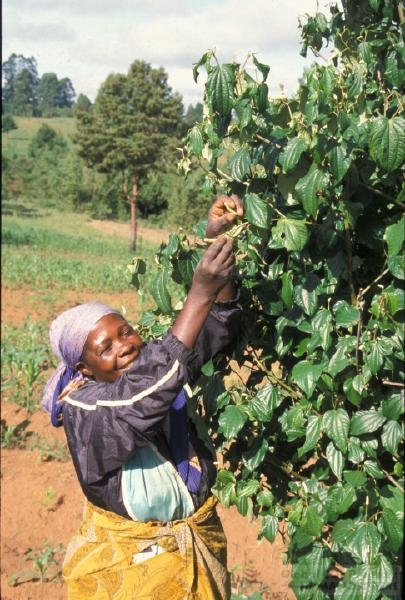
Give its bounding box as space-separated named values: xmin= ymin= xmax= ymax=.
xmin=117 ymin=341 xmax=133 ymax=356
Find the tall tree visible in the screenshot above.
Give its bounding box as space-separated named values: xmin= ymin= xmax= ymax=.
xmin=13 ymin=68 xmax=38 ymax=116
xmin=2 ymin=53 xmax=38 ymax=113
xmin=57 ymin=77 xmax=76 ymax=108
xmin=74 ymin=60 xmax=183 ymax=250
xmin=37 ymin=73 xmax=60 ymax=115
xmin=75 ymin=93 xmax=92 ymax=113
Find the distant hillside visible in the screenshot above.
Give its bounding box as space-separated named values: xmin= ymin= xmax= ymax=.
xmin=2 ymin=117 xmax=76 ymax=156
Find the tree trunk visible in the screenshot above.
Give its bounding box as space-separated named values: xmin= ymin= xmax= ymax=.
xmin=129 ymin=174 xmax=139 ymax=252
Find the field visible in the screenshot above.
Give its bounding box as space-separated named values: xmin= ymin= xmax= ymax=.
xmin=2 ymin=117 xmax=76 ymax=156
xmin=1 ymin=201 xmax=294 ymax=600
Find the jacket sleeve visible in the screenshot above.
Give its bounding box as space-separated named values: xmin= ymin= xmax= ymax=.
xmin=62 ymin=297 xmax=242 ymax=488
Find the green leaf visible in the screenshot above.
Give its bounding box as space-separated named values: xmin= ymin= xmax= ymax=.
xmin=291 ymin=361 xmax=324 ymax=397
xmin=237 ymin=478 xmax=260 ymax=498
xmin=279 ymin=137 xmax=308 ymax=173
xmin=252 ymin=54 xmax=270 ymax=82
xmin=298 ymin=414 xmax=322 ymax=457
xmin=341 ymin=565 xmax=379 ymax=600
xmin=343 ymin=469 xmax=367 ymax=487
xmin=294 ymin=284 xmax=318 ymax=316
xmin=347 ymin=438 xmax=365 ymax=464
xmin=369 ymin=116 xmax=405 ymax=171
xmin=350 ymin=409 xmax=386 ymax=436
xmin=207 ymin=63 xmax=235 ymax=116
xmin=228 ymin=147 xmax=251 ymax=182
xmin=371 ymin=553 xmax=394 ymax=593
xmin=250 ymin=383 xmax=280 ymax=421
xmin=192 ymin=50 xmax=214 ymax=83
xmin=187 ymin=126 xmax=203 ymax=155
xmin=381 ymin=420 xmax=402 ymax=454
xmin=296 ymin=167 xmax=329 ymax=217
xmin=322 ymin=409 xmax=350 ymax=452
xmin=292 ymin=544 xmax=332 ymax=586
xmin=334 ymin=301 xmax=360 ymax=327
xmin=363 ymin=460 xmax=385 ymax=479
xmin=260 ymin=514 xmax=278 ymax=542
xmin=218 ymin=405 xmax=247 ymax=439
xmin=331 ymin=518 xmax=355 ymax=546
xmin=257 ymin=489 xmax=274 ymax=507
xmin=325 ymin=484 xmax=357 ymax=520
xmin=149 ymin=269 xmax=172 ymax=313
xmin=242 ymin=437 xmax=269 ymax=471
xmin=326 ymin=441 xmax=344 ymax=480
xmin=212 ymin=469 xmax=236 ymax=507
xmin=381 ymin=508 xmax=403 ymax=552
xmin=272 ymin=218 xmax=309 ymax=252
xmin=381 ymin=394 xmax=404 ymax=420
xmin=365 ymin=341 xmax=385 ymax=375
xmin=388 ymin=254 xmax=405 ymax=279
xmin=348 ymin=522 xmax=381 ymax=564
xmin=244 ymin=192 xmax=270 ymax=229
xmin=201 ymin=359 xmax=214 ymax=376
xmin=281 ymin=272 xmax=294 ymax=308
xmin=301 ymin=505 xmax=323 ymax=537
xmin=255 ymin=82 xmax=269 ymax=112
xmin=328 ymin=145 xmax=351 ymax=183
xmin=384 ymin=217 xmax=405 ymax=257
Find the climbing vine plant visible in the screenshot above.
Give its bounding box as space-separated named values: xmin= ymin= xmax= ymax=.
xmin=130 ymin=1 xmax=404 ymax=597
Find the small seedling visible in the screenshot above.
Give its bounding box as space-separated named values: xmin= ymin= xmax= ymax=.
xmin=8 ymin=542 xmax=65 ymax=586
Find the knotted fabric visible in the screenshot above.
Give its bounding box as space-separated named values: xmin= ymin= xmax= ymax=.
xmin=169 ymin=389 xmax=202 ymax=493
xmin=41 ymin=301 xmax=121 ymax=427
xmin=63 ymin=495 xmax=230 ymax=599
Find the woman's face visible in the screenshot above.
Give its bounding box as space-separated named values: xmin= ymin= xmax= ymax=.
xmin=78 ymin=314 xmax=143 ymax=382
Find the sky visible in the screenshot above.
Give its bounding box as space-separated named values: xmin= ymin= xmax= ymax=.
xmin=2 ymin=0 xmax=335 ymax=109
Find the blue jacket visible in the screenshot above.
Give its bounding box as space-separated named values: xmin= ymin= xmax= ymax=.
xmin=62 ymin=299 xmax=242 ymax=521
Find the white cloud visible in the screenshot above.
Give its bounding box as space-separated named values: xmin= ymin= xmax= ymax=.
xmin=2 ymin=0 xmax=333 ymax=106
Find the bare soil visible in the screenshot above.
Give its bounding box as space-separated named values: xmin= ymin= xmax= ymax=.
xmin=1 ymin=223 xmax=295 ymax=600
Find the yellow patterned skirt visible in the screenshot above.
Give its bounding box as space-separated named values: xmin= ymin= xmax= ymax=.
xmin=62 ymin=495 xmax=230 ymax=599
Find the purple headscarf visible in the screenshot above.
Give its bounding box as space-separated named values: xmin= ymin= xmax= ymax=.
xmin=41 ymin=301 xmax=121 ymax=426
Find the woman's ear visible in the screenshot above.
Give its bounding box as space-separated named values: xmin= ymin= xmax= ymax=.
xmin=75 ymin=361 xmax=93 ymax=378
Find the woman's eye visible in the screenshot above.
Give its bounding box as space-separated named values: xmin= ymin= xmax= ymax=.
xmin=99 ymin=345 xmax=112 ymax=355
xmin=122 ymin=328 xmax=134 ymax=337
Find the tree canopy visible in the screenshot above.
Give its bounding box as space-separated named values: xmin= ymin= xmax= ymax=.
xmin=2 ymin=53 xmax=76 ymax=116
xmin=74 ymin=59 xmax=184 ymax=249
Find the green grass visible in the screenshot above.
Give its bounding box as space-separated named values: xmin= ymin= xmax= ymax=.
xmin=2 ymin=116 xmax=76 ymax=156
xmin=2 ymin=205 xmax=158 ymax=293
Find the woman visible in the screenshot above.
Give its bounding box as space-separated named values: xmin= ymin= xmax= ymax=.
xmin=41 ymin=195 xmax=244 ymax=599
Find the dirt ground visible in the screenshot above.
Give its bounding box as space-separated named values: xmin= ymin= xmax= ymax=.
xmin=1 ymin=223 xmax=295 ymax=600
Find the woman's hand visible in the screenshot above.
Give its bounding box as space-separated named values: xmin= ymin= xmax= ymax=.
xmin=190 ymin=237 xmax=235 ymax=301
xmin=205 ymin=194 xmax=244 ymax=239
xmin=171 ymin=237 xmax=235 ymax=348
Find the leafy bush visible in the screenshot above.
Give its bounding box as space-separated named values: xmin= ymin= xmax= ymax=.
xmin=132 ymin=1 xmax=404 ymax=598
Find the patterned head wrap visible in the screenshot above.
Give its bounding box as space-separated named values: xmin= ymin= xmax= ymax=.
xmin=41 ymin=301 xmax=121 ymax=426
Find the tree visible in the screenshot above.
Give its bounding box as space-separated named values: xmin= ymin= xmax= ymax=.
xmin=57 ymin=77 xmax=75 ymax=108
xmin=74 ymin=60 xmax=183 ymax=251
xmin=132 ymin=1 xmax=404 ymax=598
xmin=2 ymin=114 xmax=17 ymax=136
xmin=75 ymin=93 xmax=92 ymax=113
xmin=37 ymin=73 xmax=60 ymax=115
xmin=2 ymin=54 xmax=39 ymax=114
xmin=28 ymin=123 xmax=68 ymax=157
xmin=180 ymin=102 xmax=204 ymax=135
xmin=13 ymin=68 xmax=38 ymax=116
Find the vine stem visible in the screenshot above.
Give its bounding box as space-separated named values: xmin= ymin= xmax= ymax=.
xmin=382 ymin=469 xmax=404 ymax=493
xmin=216 ymin=167 xmax=233 ymax=182
xmin=382 ymin=380 xmax=405 ymax=388
xmin=251 ymin=349 xmax=301 ymax=399
xmin=357 ymin=268 xmax=389 ymax=301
